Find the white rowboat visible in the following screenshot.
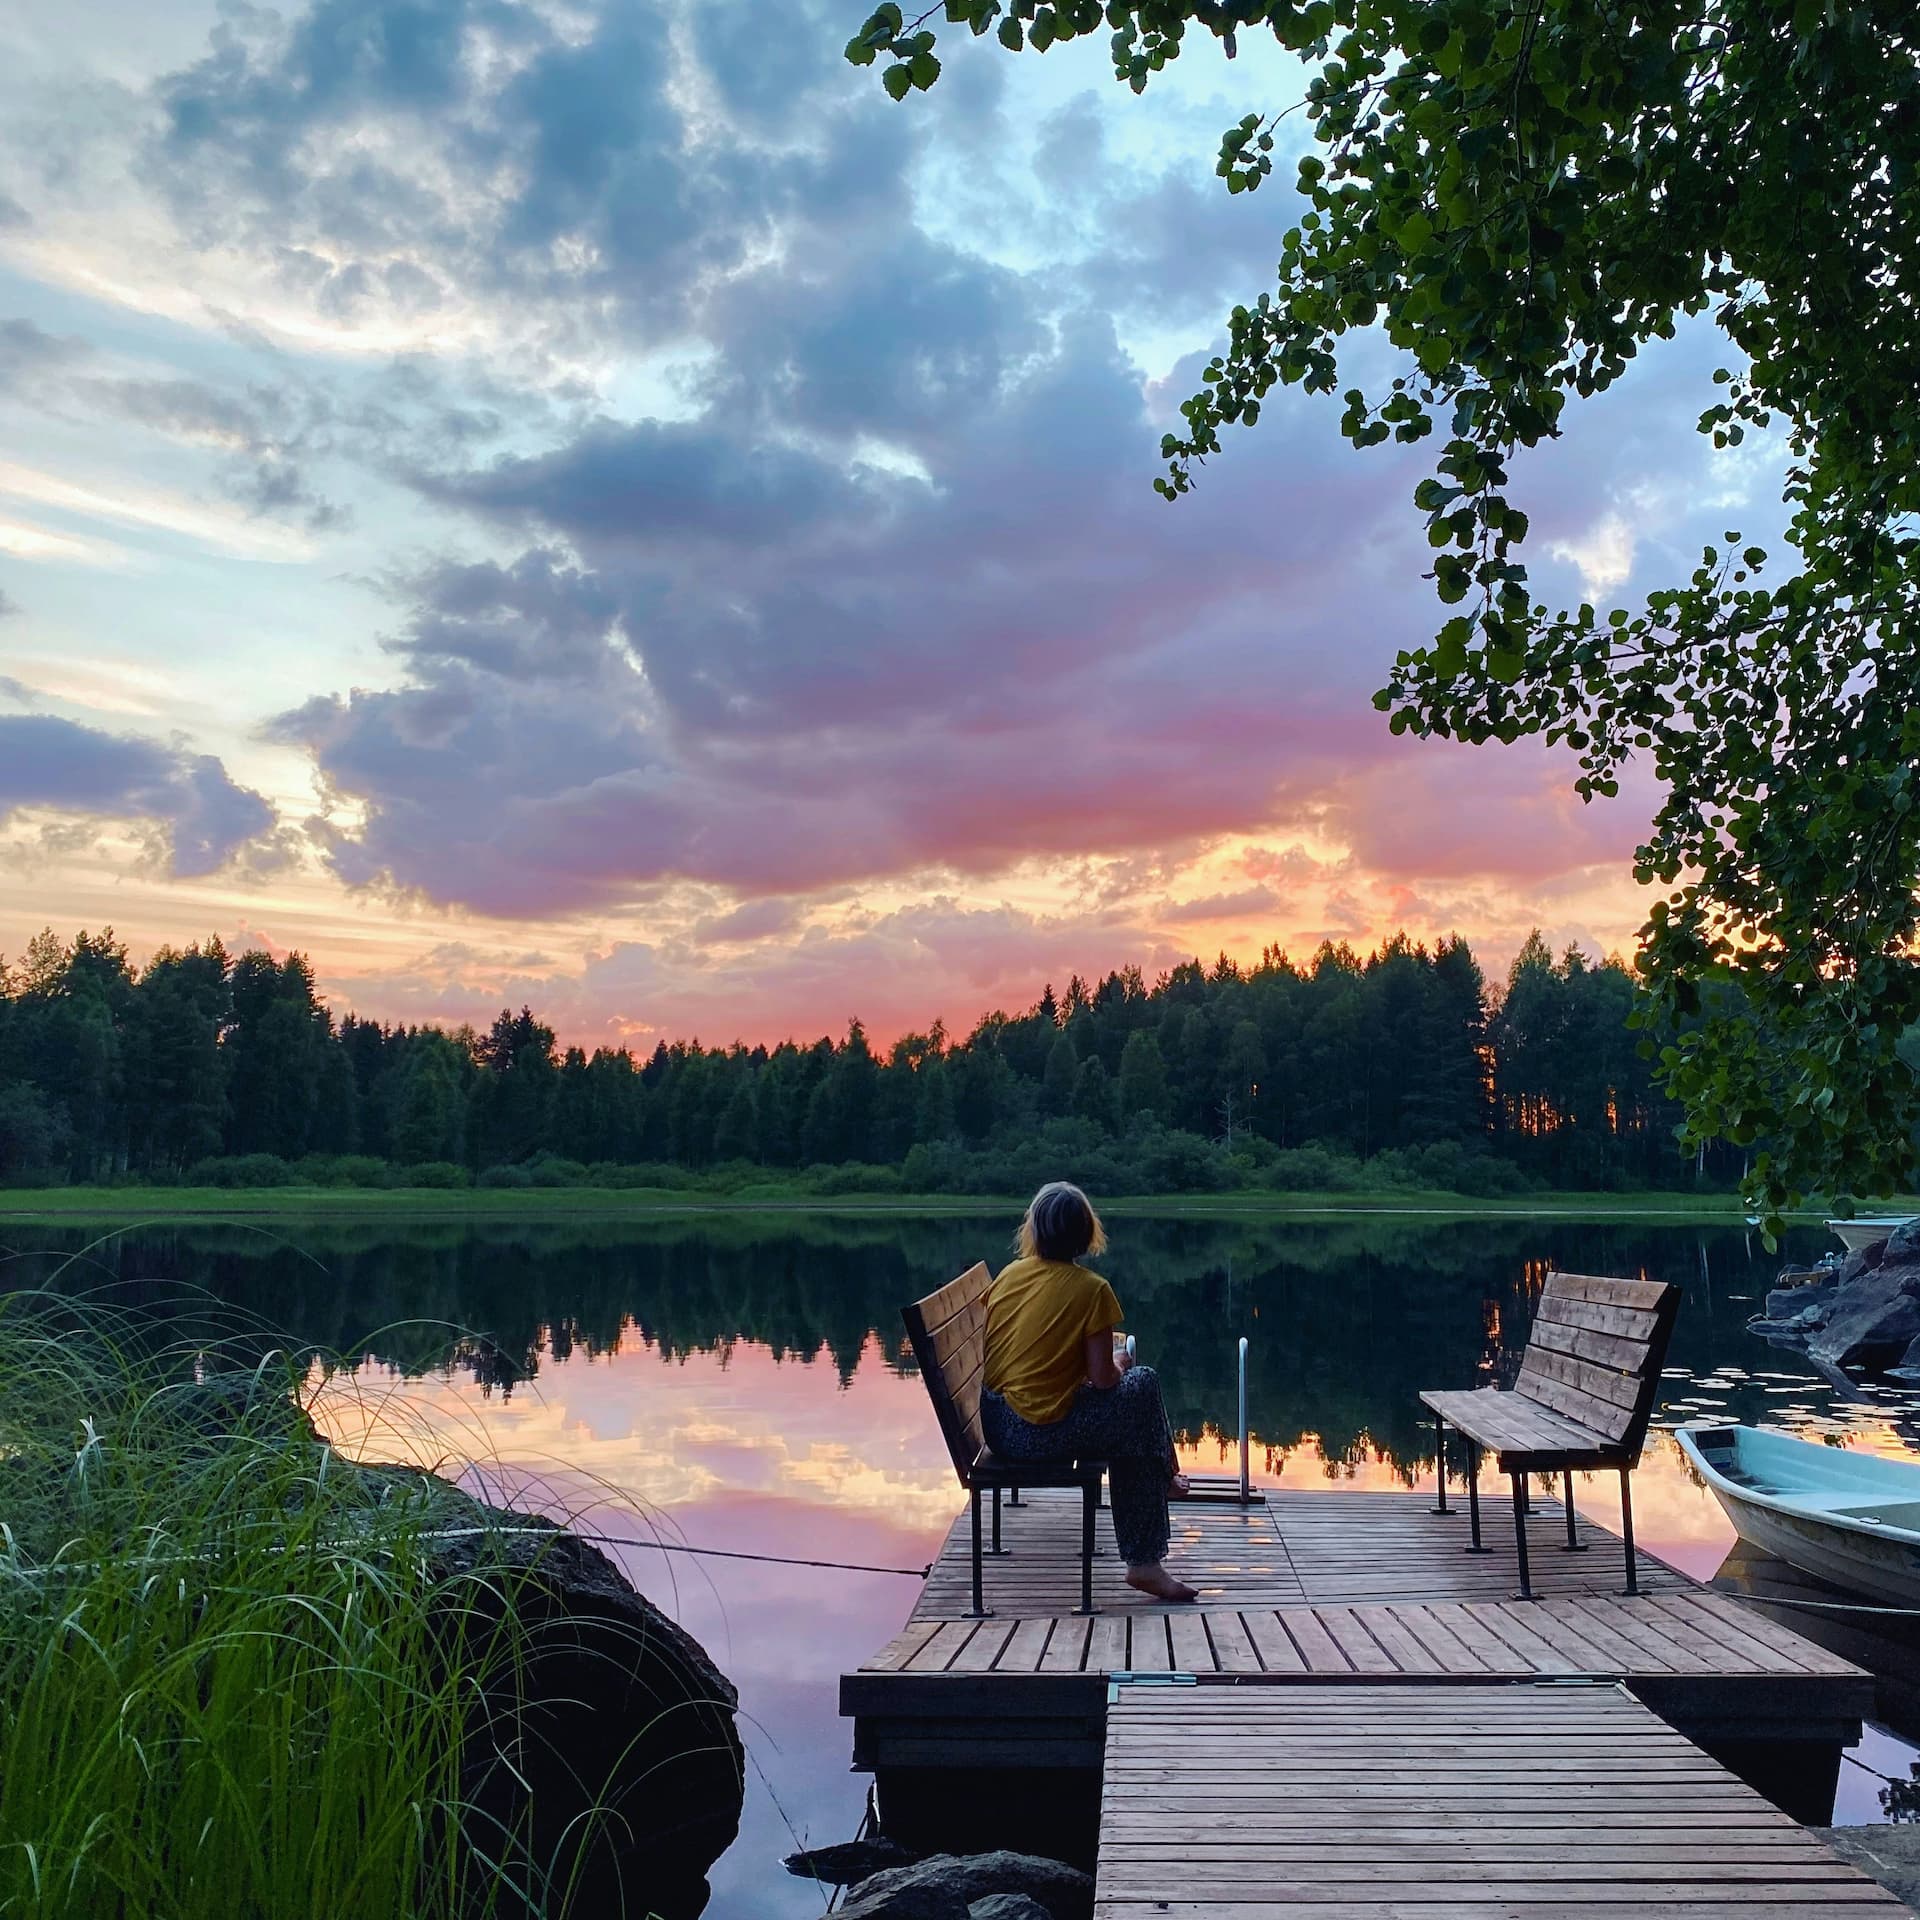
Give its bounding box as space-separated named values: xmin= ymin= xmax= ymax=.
xmin=1826 ymin=1216 xmax=1913 ymax=1254
xmin=1676 ymin=1423 xmax=1920 ymax=1607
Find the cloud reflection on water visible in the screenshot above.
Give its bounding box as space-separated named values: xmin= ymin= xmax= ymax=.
xmin=311 ymin=1303 xmax=1920 ymax=1917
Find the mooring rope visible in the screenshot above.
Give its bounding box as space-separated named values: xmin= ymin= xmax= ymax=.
xmin=0 ymin=1522 xmax=933 ymax=1585
xmin=560 ymin=1532 xmax=933 ymax=1579
xmin=1728 ymin=1591 xmax=1920 ymax=1619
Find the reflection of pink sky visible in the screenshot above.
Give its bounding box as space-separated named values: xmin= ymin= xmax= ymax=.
xmin=317 ymin=1333 xmax=1920 ymax=1616
xmin=315 ymin=1332 xmax=980 ymax=1920
xmin=312 ymin=1332 xmax=1920 ymax=1911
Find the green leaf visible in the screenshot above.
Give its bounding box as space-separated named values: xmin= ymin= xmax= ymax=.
xmin=1395 ymin=211 xmax=1434 ymax=254
xmin=883 ymin=60 xmax=913 ymax=97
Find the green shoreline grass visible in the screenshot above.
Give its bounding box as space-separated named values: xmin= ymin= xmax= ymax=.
xmin=3 ymin=1183 xmax=1899 ymax=1223
xmin=0 ymin=1292 xmax=650 ymax=1918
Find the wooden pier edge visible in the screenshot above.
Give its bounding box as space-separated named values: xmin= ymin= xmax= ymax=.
xmin=847 ymin=1487 xmax=1878 ymax=1842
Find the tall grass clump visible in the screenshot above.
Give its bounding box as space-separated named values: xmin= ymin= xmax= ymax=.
xmin=0 ymin=1290 xmax=670 ymax=1920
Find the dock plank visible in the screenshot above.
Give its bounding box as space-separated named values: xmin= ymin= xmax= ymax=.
xmin=1096 ymin=1683 xmax=1909 ymax=1918
xmin=1205 ymin=1610 xmax=1263 ymax=1674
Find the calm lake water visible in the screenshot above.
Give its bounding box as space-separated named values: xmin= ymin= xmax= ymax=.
xmin=8 ymin=1208 xmax=1920 ymax=1913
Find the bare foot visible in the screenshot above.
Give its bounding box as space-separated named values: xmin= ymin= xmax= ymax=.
xmin=1168 ymin=1471 xmax=1192 ymax=1500
xmin=1126 ymin=1562 xmax=1199 ymax=1603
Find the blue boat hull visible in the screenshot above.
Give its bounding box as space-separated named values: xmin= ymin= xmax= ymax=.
xmin=1677 ymin=1423 xmax=1920 ymax=1608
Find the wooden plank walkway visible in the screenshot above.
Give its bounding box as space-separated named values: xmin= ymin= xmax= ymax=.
xmin=912 ymin=1487 xmax=1687 ymax=1623
xmin=1096 ymin=1682 xmax=1913 ymax=1918
xmin=867 ymin=1584 xmax=1865 ymax=1683
xmin=850 ymin=1486 xmax=1874 ymax=1784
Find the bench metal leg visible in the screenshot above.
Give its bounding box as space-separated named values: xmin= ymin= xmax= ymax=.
xmin=1562 ymin=1470 xmax=1587 ymax=1551
xmin=1464 ymin=1442 xmax=1491 ymax=1553
xmin=1076 ymin=1481 xmax=1099 ymax=1616
xmin=989 ymin=1485 xmax=1010 ymax=1556
xmin=1620 ymin=1467 xmax=1639 ymax=1596
xmin=1431 ymin=1413 xmax=1451 ymax=1514
xmin=1008 ymin=1487 xmax=1024 ymax=1506
xmin=1510 ymin=1472 xmax=1534 ymax=1601
xmin=966 ymin=1486 xmax=993 ymax=1619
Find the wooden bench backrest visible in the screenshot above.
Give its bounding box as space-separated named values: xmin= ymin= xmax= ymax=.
xmin=902 ymin=1261 xmax=994 ymax=1487
xmin=1516 ymin=1271 xmax=1680 ymax=1458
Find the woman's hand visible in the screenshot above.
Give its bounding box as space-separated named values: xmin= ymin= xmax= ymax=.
xmin=1090 ymin=1328 xmax=1128 ymax=1390
xmin=1084 ymin=1329 xmax=1130 ymax=1390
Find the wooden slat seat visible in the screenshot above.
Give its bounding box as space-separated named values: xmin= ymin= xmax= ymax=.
xmin=903 ymin=1262 xmax=1105 ymax=1619
xmin=1417 ymin=1387 xmax=1614 ymax=1467
xmin=1420 ymin=1271 xmax=1680 ymax=1601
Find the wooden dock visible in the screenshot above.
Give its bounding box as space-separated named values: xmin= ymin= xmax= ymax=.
xmin=845 ymin=1485 xmax=1883 ymax=1863
xmin=1097 ymin=1681 xmax=1910 ymax=1918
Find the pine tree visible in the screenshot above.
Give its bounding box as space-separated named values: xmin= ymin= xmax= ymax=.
xmin=1071 ymin=1056 xmax=1114 ymax=1133
xmin=1041 ymin=1031 xmax=1077 ymax=1117
xmin=1117 ymin=1032 xmax=1170 ymax=1129
xmin=713 ymin=1077 xmax=758 ymax=1162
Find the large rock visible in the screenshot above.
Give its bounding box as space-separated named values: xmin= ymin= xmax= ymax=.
xmin=1751 ymin=1220 xmax=1920 ymax=1373
xmin=1756 ymin=1282 xmax=1836 ymax=1329
xmin=971 ymin=1899 xmax=1055 ymax=1920
xmin=787 ymin=1838 xmax=922 ymax=1886
xmin=429 ymin=1490 xmax=744 ymax=1918
xmin=1819 ymin=1825 xmax=1920 ymax=1909
xmin=840 ymin=1851 xmax=1094 ymax=1920
xmin=1807 ymin=1259 xmax=1920 ymax=1371
xmin=1836 ymin=1240 xmax=1890 ymax=1285
xmin=839 ymin=1886 xmax=969 ymax=1920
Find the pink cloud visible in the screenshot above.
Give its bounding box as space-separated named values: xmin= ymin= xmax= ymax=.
xmin=1314 ymin=734 xmax=1657 ymax=886
xmin=1159 ymin=884 xmax=1282 ymax=923
xmin=323 ymin=899 xmax=1192 ymax=1050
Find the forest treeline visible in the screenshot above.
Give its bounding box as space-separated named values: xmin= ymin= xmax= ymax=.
xmin=0 ymin=924 xmax=1744 ymax=1194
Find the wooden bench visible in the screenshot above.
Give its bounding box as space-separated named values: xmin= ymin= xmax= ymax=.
xmin=1420 ymin=1271 xmax=1680 ymax=1600
xmin=903 ymin=1262 xmax=1105 ymax=1620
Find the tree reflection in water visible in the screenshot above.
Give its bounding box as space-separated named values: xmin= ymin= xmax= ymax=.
xmin=6 ymin=1210 xmax=1887 ymax=1477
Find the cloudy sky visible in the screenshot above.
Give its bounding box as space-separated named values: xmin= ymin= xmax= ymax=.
xmin=0 ymin=0 xmax=1781 ymax=1049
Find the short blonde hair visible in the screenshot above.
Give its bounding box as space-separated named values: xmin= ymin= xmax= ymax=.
xmin=1015 ymin=1181 xmax=1107 ymax=1262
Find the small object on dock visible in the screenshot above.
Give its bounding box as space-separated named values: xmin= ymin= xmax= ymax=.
xmin=1236 ymin=1335 xmax=1250 ymax=1503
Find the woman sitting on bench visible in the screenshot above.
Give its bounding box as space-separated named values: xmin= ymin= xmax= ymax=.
xmin=980 ymin=1181 xmax=1197 ymax=1602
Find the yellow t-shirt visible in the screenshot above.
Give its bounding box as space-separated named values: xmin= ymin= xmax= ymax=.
xmin=983 ymin=1256 xmax=1124 ymax=1426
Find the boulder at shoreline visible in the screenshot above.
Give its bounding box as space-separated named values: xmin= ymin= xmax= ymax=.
xmin=196 ymin=1372 xmax=747 ymax=1919
xmin=837 ymin=1851 xmax=1094 ymax=1920
xmin=1751 ymin=1220 xmax=1920 ymax=1374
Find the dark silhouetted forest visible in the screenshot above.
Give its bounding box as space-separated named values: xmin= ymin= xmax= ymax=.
xmin=0 ymin=925 xmax=1743 ymax=1193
